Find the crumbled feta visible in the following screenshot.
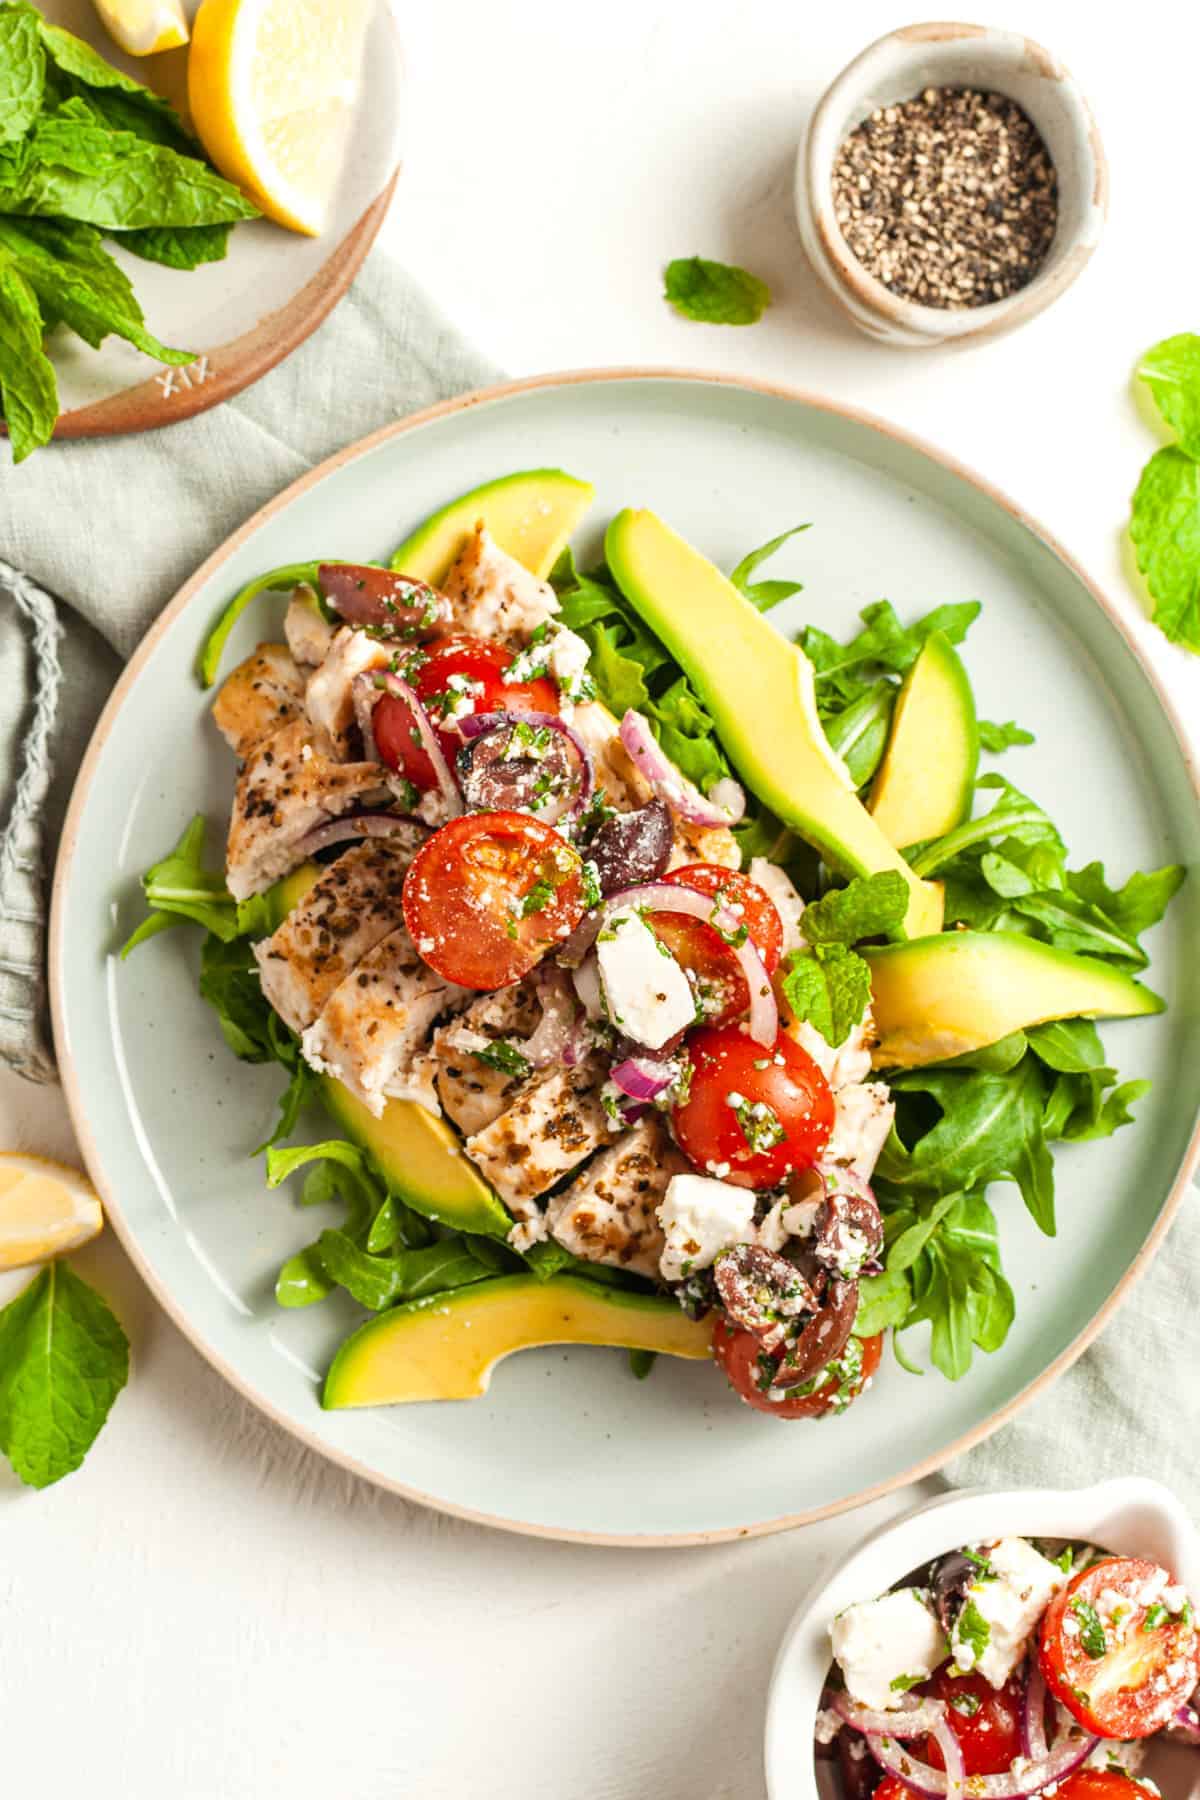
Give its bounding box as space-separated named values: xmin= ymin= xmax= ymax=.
xmin=755 ymin=1194 xmax=821 ymax=1252
xmin=951 ymin=1537 xmax=1068 ymax=1688
xmin=508 ymin=623 xmax=594 ymax=704
xmin=595 ymin=909 xmax=695 ymax=1049
xmin=813 ymin=1707 xmax=843 ymax=1746
xmin=657 ymin=1173 xmax=755 ymax=1284
xmin=830 ymin=1588 xmax=947 ymax=1712
xmin=749 ymin=857 xmax=807 ymax=955
xmin=1086 ymin=1739 xmax=1147 ymax=1778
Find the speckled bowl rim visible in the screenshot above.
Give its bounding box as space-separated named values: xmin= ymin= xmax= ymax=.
xmin=800 ymin=21 xmax=1110 ymax=343
xmin=49 ymin=367 xmax=1200 ymax=1548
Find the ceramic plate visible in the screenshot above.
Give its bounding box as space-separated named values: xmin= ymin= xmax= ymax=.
xmin=26 ymin=0 xmax=402 ymax=439
xmin=50 ymin=371 xmax=1200 ymax=1544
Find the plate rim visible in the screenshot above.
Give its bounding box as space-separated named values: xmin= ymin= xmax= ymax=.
xmin=48 ymin=364 xmax=1200 ymax=1548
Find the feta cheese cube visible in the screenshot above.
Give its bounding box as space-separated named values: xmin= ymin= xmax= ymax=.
xmin=830 ymin=1588 xmax=948 ymax=1712
xmin=595 ymin=908 xmax=695 ymax=1050
xmin=657 ymin=1173 xmax=755 ymax=1283
xmin=950 ymin=1537 xmax=1068 ymax=1688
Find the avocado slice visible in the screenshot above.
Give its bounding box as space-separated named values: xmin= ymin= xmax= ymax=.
xmin=866 ymin=930 xmax=1164 ymax=1068
xmin=604 ymin=509 xmax=944 ymax=939
xmin=869 ymin=632 xmax=979 ymax=849
xmin=263 ymin=865 xmax=512 ymax=1239
xmin=322 ymin=1274 xmax=714 ymax=1407
xmin=389 ymin=468 xmax=595 ymax=586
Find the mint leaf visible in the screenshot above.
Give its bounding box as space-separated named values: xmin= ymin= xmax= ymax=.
xmin=118 ymin=221 xmax=233 ymax=270
xmin=979 ymin=719 xmax=1035 ymax=752
xmin=37 ymin=16 xmax=188 ymax=136
xmin=729 ymin=523 xmax=809 ymax=611
xmin=780 ymin=943 xmax=872 ymax=1047
xmin=0 ymin=1262 xmax=129 ymax=1488
xmin=0 ymin=3 xmax=44 ymax=144
xmin=1138 ymin=333 xmax=1200 ymax=460
xmin=0 ymin=216 xmax=193 ymax=364
xmin=663 ymin=255 xmax=771 ymax=325
xmin=1129 ymin=446 xmax=1200 ymax=653
xmin=802 ymin=870 xmax=909 ymax=944
xmin=0 ymin=261 xmax=56 ymax=462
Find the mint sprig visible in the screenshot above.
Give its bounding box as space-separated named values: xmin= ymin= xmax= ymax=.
xmin=663 ymin=255 xmax=772 ymax=326
xmin=1129 ymin=332 xmax=1200 ymax=653
xmin=0 ymin=1262 xmax=129 ymax=1488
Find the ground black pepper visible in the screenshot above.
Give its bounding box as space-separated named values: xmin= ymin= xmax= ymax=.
xmin=832 ymin=86 xmax=1058 ymax=309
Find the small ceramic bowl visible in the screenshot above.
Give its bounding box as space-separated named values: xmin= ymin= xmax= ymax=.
xmin=795 ymin=22 xmax=1108 ymax=347
xmin=764 ymin=1478 xmax=1200 ymax=1800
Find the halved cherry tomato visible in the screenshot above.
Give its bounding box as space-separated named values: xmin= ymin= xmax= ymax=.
xmin=1051 ymin=1772 xmax=1159 ymax=1800
xmin=374 ymin=634 xmax=560 ymax=789
xmin=1039 ymin=1556 xmax=1200 ymax=1739
xmin=870 ymin=1778 xmax=914 ymax=1800
xmin=714 ymin=1318 xmax=880 ymax=1418
xmin=650 ymin=864 xmax=784 ymax=1026
xmin=671 ymin=1023 xmax=834 ymax=1189
xmin=402 ymin=811 xmax=585 ymax=989
xmin=921 ymin=1667 xmax=1024 ymax=1776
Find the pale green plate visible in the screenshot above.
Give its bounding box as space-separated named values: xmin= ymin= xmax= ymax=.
xmin=50 ymin=372 xmax=1200 ymax=1544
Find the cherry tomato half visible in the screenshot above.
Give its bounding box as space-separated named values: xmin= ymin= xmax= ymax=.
xmin=713 ymin=1318 xmax=880 ymax=1418
xmin=872 ymin=1778 xmax=916 ymax=1800
xmin=921 ymin=1667 xmax=1025 ymax=1777
xmin=402 ymin=811 xmax=585 ymax=989
xmin=374 ymin=635 xmax=560 ymax=789
xmin=1039 ymin=1557 xmax=1200 ymax=1739
xmin=1052 ymin=1773 xmax=1159 ymax=1800
xmin=649 ymin=864 xmax=784 ymax=1027
xmin=672 ymin=1024 xmax=834 ymax=1189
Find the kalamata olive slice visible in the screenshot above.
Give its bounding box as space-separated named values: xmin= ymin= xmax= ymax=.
xmin=456 ymin=718 xmax=583 ymax=824
xmin=929 ymin=1549 xmax=978 ymax=1637
xmin=772 ymin=1277 xmax=859 ymax=1388
xmin=812 ymin=1187 xmax=884 ymax=1280
xmin=585 ymin=799 xmax=673 ymax=895
xmin=713 ymin=1244 xmax=816 ymax=1353
xmin=836 ymin=1724 xmax=880 ymax=1800
xmin=319 ymin=563 xmax=451 ymax=637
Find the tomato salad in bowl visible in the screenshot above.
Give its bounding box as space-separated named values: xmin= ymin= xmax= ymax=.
xmin=124 ymin=468 xmax=1182 ymax=1415
xmin=818 ymin=1537 xmax=1200 ymax=1800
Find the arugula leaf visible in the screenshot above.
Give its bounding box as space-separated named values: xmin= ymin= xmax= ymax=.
xmin=0 ymin=2 xmax=44 ymax=145
xmin=910 ymin=774 xmax=1063 ymax=878
xmin=0 ymin=259 xmax=55 ymax=461
xmin=979 ymin=719 xmax=1035 ymax=752
xmin=314 ymin=1230 xmax=491 ymax=1312
xmin=873 ymin=1189 xmax=1014 ymax=1380
xmin=802 ymin=870 xmax=909 ymax=944
xmin=1025 ymin=1018 xmax=1107 ymax=1073
xmin=663 ymin=255 xmax=771 ymax=325
xmin=118 ymin=221 xmax=233 ymax=270
xmin=853 ymin=1265 xmax=912 ymax=1335
xmin=120 ymin=814 xmax=243 ymax=952
xmin=196 ymin=562 xmax=324 ymax=688
xmin=628 ymin=1348 xmax=656 ymax=1380
xmin=1138 ymin=333 xmax=1200 ymax=460
xmin=729 ymin=523 xmax=809 ymax=611
xmin=0 ymin=1261 xmax=129 ymax=1488
xmin=1067 ymin=861 xmax=1185 ymax=942
xmin=823 ymin=684 xmax=896 ymax=789
xmin=0 ymin=215 xmax=192 ymax=364
xmin=1129 ymin=447 xmax=1200 ymax=653
xmin=802 ymin=598 xmax=981 ymax=698
xmin=780 ymin=943 xmax=871 ymax=1048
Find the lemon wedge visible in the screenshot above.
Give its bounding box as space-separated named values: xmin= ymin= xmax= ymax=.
xmin=188 ymin=0 xmax=371 ymax=237
xmin=90 ymin=0 xmax=190 ymax=56
xmin=0 ymin=1154 xmax=104 ymax=1272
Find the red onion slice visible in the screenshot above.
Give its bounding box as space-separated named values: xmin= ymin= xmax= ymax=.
xmin=866 ymin=1724 xmax=1097 ymax=1798
xmin=292 ymin=813 xmax=428 ymax=858
xmin=558 ymin=881 xmax=778 ymax=1047
xmin=610 ymin=1055 xmax=675 ymax=1104
xmin=831 ymin=1694 xmax=948 ymax=1740
xmin=525 ymin=965 xmax=581 ymax=1068
xmin=930 ymin=1715 xmax=966 ymax=1800
xmin=618 ymin=708 xmax=745 ymax=827
xmin=371 ymin=671 xmax=462 ymax=820
xmin=1022 ymin=1664 xmax=1049 ymax=1763
xmin=456 ymin=709 xmax=594 ymax=825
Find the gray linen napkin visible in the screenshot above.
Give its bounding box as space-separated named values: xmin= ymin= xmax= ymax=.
xmin=0 ymin=253 xmax=498 ymax=1079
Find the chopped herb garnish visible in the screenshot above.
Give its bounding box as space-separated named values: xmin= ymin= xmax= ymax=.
xmin=515 ymin=880 xmax=556 ymax=918
xmin=890 ymin=1673 xmax=926 ymax=1693
xmin=948 ymin=1692 xmax=982 ymax=1718
xmin=1142 ymin=1603 xmax=1168 ymax=1631
xmin=954 ymin=1599 xmax=992 ymax=1662
xmin=581 ymin=859 xmax=602 ymax=909
xmin=1071 ymin=1598 xmax=1108 ymax=1660
xmin=727 ymin=1093 xmax=785 ymax=1155
xmin=473 ymin=1039 xmax=531 ymax=1078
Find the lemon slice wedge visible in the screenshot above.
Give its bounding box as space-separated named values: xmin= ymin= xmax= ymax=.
xmin=188 ymin=0 xmax=372 ymax=237
xmin=0 ymin=1154 xmax=104 ymax=1272
xmin=90 ymin=0 xmax=190 ymax=56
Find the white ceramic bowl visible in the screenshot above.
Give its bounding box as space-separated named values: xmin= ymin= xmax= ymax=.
xmin=765 ymin=1478 xmax=1200 ymax=1799
xmin=795 ymin=22 xmax=1108 ymax=347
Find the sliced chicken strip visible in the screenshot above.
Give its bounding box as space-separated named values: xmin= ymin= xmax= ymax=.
xmin=225 ymin=717 xmax=407 ymax=900
xmin=253 ymin=837 xmax=420 ymax=1034
xmin=464 ymin=1058 xmax=610 ymax=1226
xmin=824 ymin=1081 xmax=895 ymax=1181
xmin=441 ymin=524 xmax=560 ymax=644
xmin=301 ymin=925 xmax=465 ymax=1117
xmin=212 ymin=643 xmax=305 ymax=761
xmin=545 ymin=1114 xmax=688 ymax=1279
xmin=304 ymin=625 xmax=391 ymax=758
xmin=284 ymin=587 xmax=336 ymax=667
xmin=666 ymin=817 xmax=741 ymax=872
xmin=571 ymin=700 xmax=652 ymax=809
xmin=434 ymin=983 xmax=542 ymax=1137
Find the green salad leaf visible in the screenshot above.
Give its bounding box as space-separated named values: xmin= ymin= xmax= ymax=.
xmin=663 ymin=254 xmax=771 ymax=325
xmin=120 ymin=813 xmax=245 ymax=953
xmin=1129 ymin=447 xmax=1200 ymax=653
xmin=0 ymin=1261 xmax=129 ymax=1487
xmin=1138 ymin=332 xmax=1200 ymax=461
xmin=978 ymin=719 xmax=1035 ymax=752
xmin=729 ymin=523 xmax=809 ymax=611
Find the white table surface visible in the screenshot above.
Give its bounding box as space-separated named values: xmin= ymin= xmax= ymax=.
xmin=4 ymin=3 xmax=1199 ymax=1794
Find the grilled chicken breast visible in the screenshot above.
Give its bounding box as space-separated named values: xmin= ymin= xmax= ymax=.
xmin=304 ymin=625 xmax=391 ymax=758
xmin=225 ymin=717 xmax=406 ymax=900
xmin=545 ymin=1113 xmax=687 ymax=1278
xmin=253 ymin=837 xmax=420 ymax=1033
xmin=442 ymin=524 xmax=560 ymax=644
xmin=464 ymin=1058 xmax=610 ymax=1229
xmin=284 ymin=589 xmax=336 ymax=667
xmin=434 ymin=984 xmax=542 ymax=1137
xmin=301 ymin=926 xmax=464 ymax=1117
xmin=212 ymin=644 xmax=306 ymax=761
